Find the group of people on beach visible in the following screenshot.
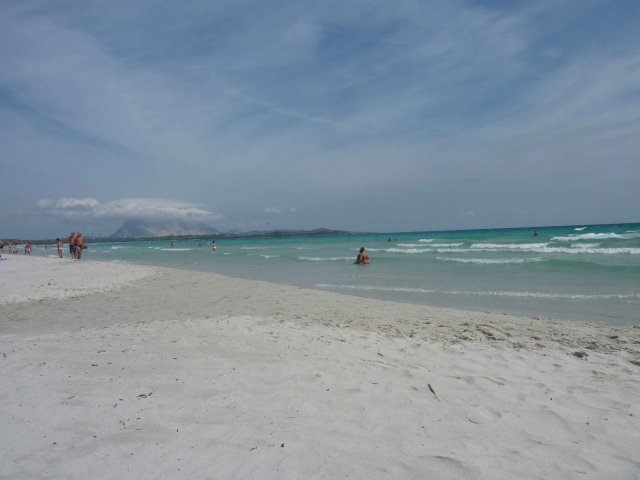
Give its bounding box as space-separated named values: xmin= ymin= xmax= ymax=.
xmin=0 ymin=240 xmax=31 ymax=255
xmin=61 ymin=232 xmax=86 ymax=259
xmin=0 ymin=234 xmax=86 ymax=261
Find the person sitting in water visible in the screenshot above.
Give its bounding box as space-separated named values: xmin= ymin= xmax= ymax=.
xmin=355 ymin=247 xmax=370 ymax=264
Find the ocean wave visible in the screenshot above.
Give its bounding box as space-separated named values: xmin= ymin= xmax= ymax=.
xmin=433 ymin=248 xmax=475 ymax=253
xmin=111 ymin=246 xmax=133 ymax=249
xmin=297 ymin=256 xmax=353 ymax=262
xmin=241 ymin=246 xmax=269 ymax=250
xmin=159 ymin=248 xmax=193 ymax=251
xmin=436 ymin=257 xmax=545 ymax=264
xmin=472 ymin=243 xmax=549 ymax=249
xmin=315 ymin=284 xmax=639 ymax=300
xmin=397 ymin=243 xmax=463 ymax=247
xmin=570 ymin=243 xmax=601 ymax=248
xmin=574 ymin=227 xmax=587 ymax=231
xmin=552 ymin=233 xmax=639 ymax=241
xmin=535 ymin=247 xmax=640 ymax=255
xmin=418 ymin=239 xmax=434 ymax=243
xmin=469 ymin=243 xmax=640 ymax=255
xmin=386 ymin=248 xmax=434 ymax=254
xmin=259 ymin=255 xmax=280 ymax=259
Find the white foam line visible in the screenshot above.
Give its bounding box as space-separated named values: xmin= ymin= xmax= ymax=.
xmin=436 ymin=257 xmax=545 ymax=264
xmin=469 ymin=244 xmax=640 ymax=255
xmin=472 ymin=243 xmax=550 ymax=249
xmin=552 ymin=233 xmax=639 ymax=241
xmin=298 ymin=256 xmax=353 ymax=262
xmin=399 ymin=243 xmax=463 ymax=248
xmin=314 ymin=284 xmax=639 ymax=300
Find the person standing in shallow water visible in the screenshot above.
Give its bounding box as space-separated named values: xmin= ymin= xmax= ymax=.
xmin=56 ymin=238 xmax=63 ymax=258
xmin=68 ymin=232 xmax=77 ymax=259
xmin=355 ymin=247 xmax=370 ymax=265
xmin=75 ymin=233 xmax=85 ymax=260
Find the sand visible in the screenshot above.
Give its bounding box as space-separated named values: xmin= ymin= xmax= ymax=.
xmin=1 ymin=255 xmax=639 ymax=479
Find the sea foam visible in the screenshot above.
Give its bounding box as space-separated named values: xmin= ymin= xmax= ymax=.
xmin=552 ymin=233 xmax=639 ymax=241
xmin=297 ymin=256 xmax=353 ymax=262
xmin=436 ymin=257 xmax=545 ymax=264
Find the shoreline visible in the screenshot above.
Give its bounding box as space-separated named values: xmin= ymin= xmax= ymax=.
xmin=3 ymin=256 xmax=639 ymax=355
xmin=2 ymin=256 xmax=639 ymax=478
xmin=18 ymin=246 xmax=640 ymax=327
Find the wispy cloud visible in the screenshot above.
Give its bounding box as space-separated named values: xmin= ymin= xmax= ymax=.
xmin=38 ymin=197 xmax=221 ymax=221
xmin=2 ymin=0 xmax=639 ymax=235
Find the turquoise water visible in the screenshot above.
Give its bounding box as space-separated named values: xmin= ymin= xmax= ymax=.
xmin=56 ymin=223 xmax=640 ymax=325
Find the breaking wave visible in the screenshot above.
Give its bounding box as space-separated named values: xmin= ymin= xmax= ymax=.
xmin=297 ymin=256 xmax=353 ymax=262
xmin=386 ymin=248 xmax=434 ymax=254
xmin=470 ymin=243 xmax=640 ymax=255
xmin=436 ymin=257 xmax=545 ymax=264
xmin=552 ymin=233 xmax=639 ymax=241
xmin=472 ymin=243 xmax=549 ymax=250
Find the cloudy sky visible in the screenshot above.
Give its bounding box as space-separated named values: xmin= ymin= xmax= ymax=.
xmin=1 ymin=0 xmax=639 ymax=238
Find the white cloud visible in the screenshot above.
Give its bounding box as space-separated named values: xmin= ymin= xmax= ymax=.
xmin=38 ymin=197 xmax=221 ymax=221
xmin=56 ymin=197 xmax=99 ymax=209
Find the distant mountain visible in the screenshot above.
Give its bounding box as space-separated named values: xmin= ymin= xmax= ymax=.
xmin=111 ymin=219 xmax=219 ymax=238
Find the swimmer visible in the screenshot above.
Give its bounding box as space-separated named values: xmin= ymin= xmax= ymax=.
xmin=355 ymin=247 xmax=370 ymax=265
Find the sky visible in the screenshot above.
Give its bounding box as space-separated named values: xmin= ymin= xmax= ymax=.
xmin=1 ymin=0 xmax=639 ymax=238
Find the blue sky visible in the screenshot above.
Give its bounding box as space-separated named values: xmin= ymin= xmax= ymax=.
xmin=1 ymin=0 xmax=639 ymax=238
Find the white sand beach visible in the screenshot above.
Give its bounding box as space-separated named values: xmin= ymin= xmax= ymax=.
xmin=1 ymin=255 xmax=639 ymax=479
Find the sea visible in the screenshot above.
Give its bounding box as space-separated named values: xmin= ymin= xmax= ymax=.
xmin=45 ymin=223 xmax=640 ymax=325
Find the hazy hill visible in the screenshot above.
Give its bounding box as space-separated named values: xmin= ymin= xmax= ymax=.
xmin=111 ymin=219 xmax=219 ymax=238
